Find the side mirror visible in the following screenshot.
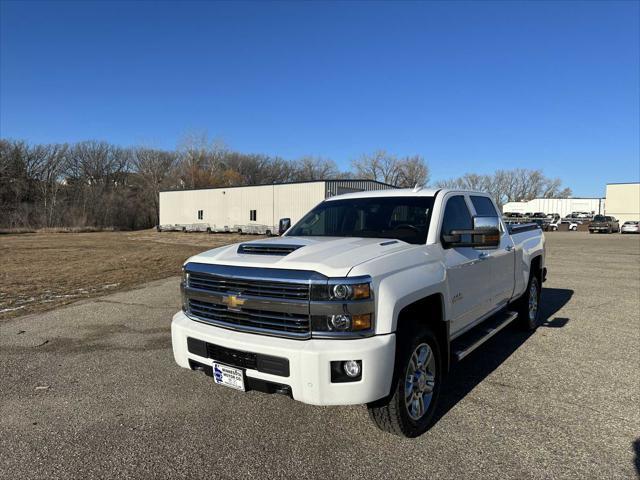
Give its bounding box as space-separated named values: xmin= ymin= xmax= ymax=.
xmin=278 ymin=218 xmax=291 ymax=235
xmin=442 ymin=216 xmax=501 ymax=249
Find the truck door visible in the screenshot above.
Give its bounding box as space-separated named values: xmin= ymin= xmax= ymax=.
xmin=470 ymin=195 xmax=515 ymax=310
xmin=439 ymin=195 xmax=493 ymax=336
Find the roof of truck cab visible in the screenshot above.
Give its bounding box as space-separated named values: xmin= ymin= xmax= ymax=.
xmin=325 ymin=187 xmax=489 ymax=201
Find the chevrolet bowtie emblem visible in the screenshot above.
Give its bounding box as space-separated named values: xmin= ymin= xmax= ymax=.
xmin=222 ymin=295 xmax=245 ymax=310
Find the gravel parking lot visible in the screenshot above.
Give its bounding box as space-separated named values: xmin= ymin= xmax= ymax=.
xmin=1 ymin=232 xmax=638 ymax=479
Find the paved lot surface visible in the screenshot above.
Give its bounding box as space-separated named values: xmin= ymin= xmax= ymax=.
xmin=1 ymin=232 xmax=639 ymax=479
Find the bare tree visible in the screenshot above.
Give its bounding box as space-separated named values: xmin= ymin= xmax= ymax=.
xmin=351 ymin=151 xmax=430 ymax=187
xmin=132 ymin=147 xmax=178 ymax=224
xmin=351 ymin=150 xmax=401 ymax=185
xmin=33 ymin=143 xmax=69 ymax=227
xmin=436 ymin=168 xmax=572 ymax=207
xmin=397 ymin=155 xmax=430 ymax=187
xmin=176 ymin=132 xmax=228 ymax=188
xmin=292 ymin=156 xmax=339 ymax=181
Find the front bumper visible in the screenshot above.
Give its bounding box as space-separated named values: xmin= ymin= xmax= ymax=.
xmin=171 ymin=311 xmax=396 ymax=405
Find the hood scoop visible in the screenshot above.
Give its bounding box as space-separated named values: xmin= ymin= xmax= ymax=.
xmin=237 ymin=243 xmax=303 ymax=256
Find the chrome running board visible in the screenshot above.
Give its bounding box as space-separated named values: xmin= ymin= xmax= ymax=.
xmin=452 ymin=310 xmax=518 ymax=362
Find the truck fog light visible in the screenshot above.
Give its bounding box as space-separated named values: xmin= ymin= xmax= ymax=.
xmin=343 ymin=360 xmax=361 ymax=378
xmin=328 ymin=314 xmax=351 ymax=331
xmin=332 ymin=284 xmax=353 ymax=299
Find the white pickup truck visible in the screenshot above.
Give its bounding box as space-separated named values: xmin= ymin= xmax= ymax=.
xmin=172 ymin=188 xmax=546 ymax=437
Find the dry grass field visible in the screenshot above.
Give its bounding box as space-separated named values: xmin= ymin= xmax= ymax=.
xmin=0 ymin=230 xmax=262 ymax=320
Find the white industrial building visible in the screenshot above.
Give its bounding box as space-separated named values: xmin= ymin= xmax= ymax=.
xmin=502 ymin=197 xmax=604 ymax=218
xmin=159 ymin=179 xmax=394 ymax=234
xmin=605 ymin=182 xmax=640 ymax=223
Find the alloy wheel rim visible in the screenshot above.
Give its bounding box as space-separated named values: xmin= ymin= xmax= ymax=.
xmin=529 ymin=279 xmax=539 ymax=322
xmin=404 ymin=343 xmax=436 ymax=421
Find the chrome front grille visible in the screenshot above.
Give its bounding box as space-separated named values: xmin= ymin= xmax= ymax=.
xmin=183 ymin=263 xmax=326 ymax=339
xmin=188 ymin=272 xmax=309 ymax=300
xmin=188 ymin=299 xmax=310 ymax=336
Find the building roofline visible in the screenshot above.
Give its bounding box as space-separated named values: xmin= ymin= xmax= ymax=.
xmin=606 ymin=182 xmax=640 ymax=185
xmin=159 ymin=178 xmax=397 ymax=193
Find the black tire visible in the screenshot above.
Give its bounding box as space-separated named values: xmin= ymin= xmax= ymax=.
xmin=367 ymin=326 xmax=442 ymax=438
xmin=265 ymin=230 xmax=272 ymax=236
xmin=516 ymin=272 xmax=542 ymax=330
xmin=206 ymin=228 xmax=211 ymax=234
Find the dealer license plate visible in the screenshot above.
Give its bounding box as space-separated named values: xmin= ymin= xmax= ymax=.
xmin=212 ymin=362 xmax=245 ymax=391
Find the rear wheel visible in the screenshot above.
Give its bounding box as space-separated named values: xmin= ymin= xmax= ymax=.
xmin=517 ymin=273 xmax=541 ymax=330
xmin=368 ymin=327 xmax=442 ymax=437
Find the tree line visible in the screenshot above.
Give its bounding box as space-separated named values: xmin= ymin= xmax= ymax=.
xmin=0 ymin=136 xmax=570 ymax=230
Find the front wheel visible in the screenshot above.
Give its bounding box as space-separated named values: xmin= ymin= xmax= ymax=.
xmin=368 ymin=328 xmax=442 ymax=437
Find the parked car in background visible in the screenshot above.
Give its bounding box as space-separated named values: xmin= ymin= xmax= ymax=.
xmin=532 ymin=212 xmax=546 ymax=218
xmin=549 ymin=218 xmax=579 ymax=231
xmin=524 ymin=212 xmax=533 ymax=218
xmin=621 ymin=221 xmax=639 ymax=234
xmin=588 ymin=215 xmax=619 ymax=234
xmin=504 ymin=212 xmax=523 ymax=218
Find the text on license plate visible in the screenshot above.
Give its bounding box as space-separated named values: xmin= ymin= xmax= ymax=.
xmin=212 ymin=362 xmax=245 ymax=391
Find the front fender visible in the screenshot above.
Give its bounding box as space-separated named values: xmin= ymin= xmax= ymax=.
xmin=349 ymin=247 xmax=448 ymax=334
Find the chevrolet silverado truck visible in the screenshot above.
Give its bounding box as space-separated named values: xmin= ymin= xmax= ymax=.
xmin=172 ymin=188 xmax=546 ymax=437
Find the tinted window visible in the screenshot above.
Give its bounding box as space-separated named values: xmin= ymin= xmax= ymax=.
xmin=470 ymin=196 xmax=499 ymax=217
xmin=441 ymin=196 xmax=472 ymax=244
xmin=287 ymin=197 xmax=435 ymax=244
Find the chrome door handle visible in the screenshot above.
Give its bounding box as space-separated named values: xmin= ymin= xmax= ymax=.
xmin=478 ymin=252 xmax=490 ymax=260
xmin=505 ymin=245 xmax=514 ymax=252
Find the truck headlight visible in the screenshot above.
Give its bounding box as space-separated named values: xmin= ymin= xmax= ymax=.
xmin=310 ymin=276 xmax=374 ymax=337
xmin=311 ymin=278 xmax=371 ymax=301
xmin=332 ymin=282 xmax=370 ymax=300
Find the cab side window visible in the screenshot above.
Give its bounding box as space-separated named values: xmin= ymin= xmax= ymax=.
xmin=470 ymin=196 xmax=499 ymax=217
xmin=441 ymin=195 xmax=472 ymax=247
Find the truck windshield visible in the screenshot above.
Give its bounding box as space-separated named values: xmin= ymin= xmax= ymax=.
xmin=286 ymin=196 xmax=435 ymax=244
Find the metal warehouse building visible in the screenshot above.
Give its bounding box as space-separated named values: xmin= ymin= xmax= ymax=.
xmin=605 ymin=182 xmax=640 ymax=223
xmin=502 ymin=197 xmax=604 ymax=218
xmin=159 ymin=179 xmax=394 ymax=234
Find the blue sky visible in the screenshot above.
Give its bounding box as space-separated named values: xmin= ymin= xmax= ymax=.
xmin=1 ymin=1 xmax=638 ymax=197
